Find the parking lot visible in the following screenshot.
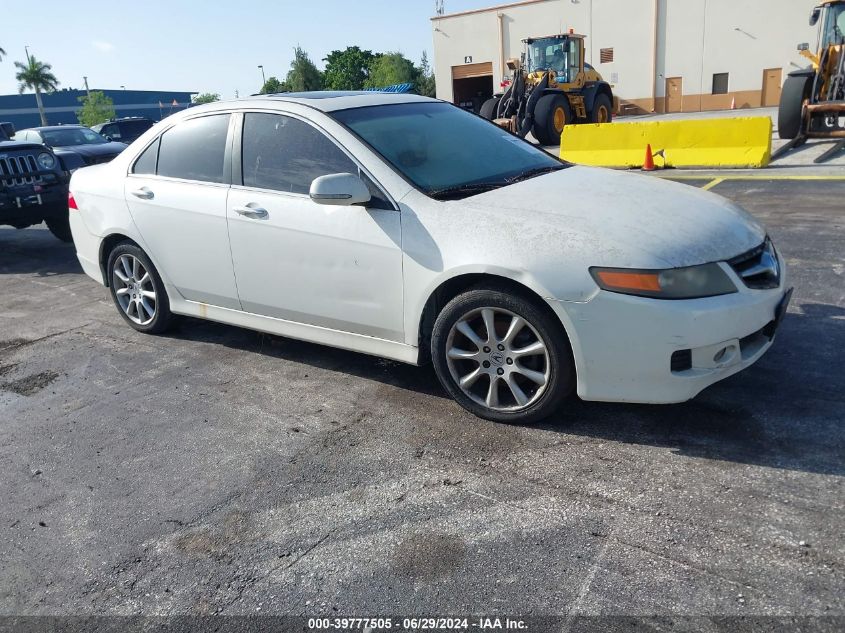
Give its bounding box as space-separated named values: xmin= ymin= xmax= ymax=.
xmin=0 ymin=177 xmax=843 ymax=623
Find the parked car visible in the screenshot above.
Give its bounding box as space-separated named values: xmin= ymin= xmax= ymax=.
xmin=14 ymin=125 xmax=127 ymax=173
xmin=1 ymin=122 xmax=72 ymax=241
xmin=67 ymin=93 xmax=791 ymax=423
xmin=92 ymin=117 xmax=155 ymax=145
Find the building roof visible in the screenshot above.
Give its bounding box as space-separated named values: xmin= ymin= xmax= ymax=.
xmin=431 ymin=0 xmax=551 ymax=21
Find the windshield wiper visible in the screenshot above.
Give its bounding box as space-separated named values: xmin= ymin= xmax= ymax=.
xmin=427 ymin=181 xmax=507 ymax=200
xmin=505 ymin=165 xmax=565 ymax=184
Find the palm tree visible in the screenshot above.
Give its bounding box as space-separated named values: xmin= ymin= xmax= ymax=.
xmin=15 ymin=55 xmax=59 ymax=126
xmin=0 ymin=46 xmax=6 ymax=60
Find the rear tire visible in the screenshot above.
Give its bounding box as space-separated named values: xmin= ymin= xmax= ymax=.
xmin=589 ymin=93 xmax=613 ymax=124
xmin=778 ymin=74 xmax=810 ymax=139
xmin=45 ymin=215 xmax=72 ymax=242
xmin=533 ymin=93 xmax=571 ymax=145
xmin=431 ymin=284 xmax=574 ymax=424
xmin=106 ymin=242 xmax=173 ymax=334
xmin=480 ymin=96 xmax=500 ymax=120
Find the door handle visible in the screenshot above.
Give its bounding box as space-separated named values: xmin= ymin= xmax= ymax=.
xmin=130 ymin=187 xmax=154 ymax=200
xmin=233 ymin=204 xmax=268 ymax=219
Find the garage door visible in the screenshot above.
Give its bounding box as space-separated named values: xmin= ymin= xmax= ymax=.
xmin=452 ymin=62 xmax=493 ymax=80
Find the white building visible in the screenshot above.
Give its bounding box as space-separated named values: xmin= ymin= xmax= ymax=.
xmin=432 ymin=0 xmax=819 ymax=114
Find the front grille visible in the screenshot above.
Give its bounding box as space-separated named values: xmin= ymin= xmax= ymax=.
xmin=728 ymin=238 xmax=780 ymax=289
xmin=0 ymin=153 xmax=43 ymax=187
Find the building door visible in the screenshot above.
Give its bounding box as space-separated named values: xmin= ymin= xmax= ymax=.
xmin=452 ymin=62 xmax=494 ymax=113
xmin=665 ymin=77 xmax=683 ymax=113
xmin=761 ymin=68 xmax=783 ymax=107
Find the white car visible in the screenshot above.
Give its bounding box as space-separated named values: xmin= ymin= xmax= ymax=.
xmin=68 ymin=92 xmax=791 ymax=423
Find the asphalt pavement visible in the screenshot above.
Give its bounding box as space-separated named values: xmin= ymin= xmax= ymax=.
xmin=0 ymin=178 xmax=843 ymax=628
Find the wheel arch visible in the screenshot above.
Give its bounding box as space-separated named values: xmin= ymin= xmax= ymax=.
xmin=582 ymin=81 xmax=613 ymax=112
xmin=415 ymin=271 xmax=577 ymax=367
xmin=98 ymin=233 xmax=141 ymax=287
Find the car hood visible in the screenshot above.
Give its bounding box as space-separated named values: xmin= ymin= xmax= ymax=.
xmin=461 ymin=166 xmax=766 ymax=268
xmin=52 ymin=142 xmax=127 ymax=159
xmin=0 ymin=140 xmax=47 ymax=152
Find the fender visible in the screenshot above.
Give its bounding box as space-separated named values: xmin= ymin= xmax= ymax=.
xmin=580 ymin=81 xmax=612 ymax=112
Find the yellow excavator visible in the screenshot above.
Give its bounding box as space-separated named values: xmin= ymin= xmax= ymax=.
xmin=776 ymin=0 xmax=845 ymax=162
xmin=480 ymin=33 xmax=617 ymax=145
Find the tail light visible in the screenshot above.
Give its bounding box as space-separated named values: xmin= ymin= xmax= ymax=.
xmin=68 ymin=192 xmax=78 ymax=211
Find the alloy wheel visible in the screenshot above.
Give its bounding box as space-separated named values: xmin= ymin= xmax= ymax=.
xmin=445 ymin=307 xmax=551 ymax=412
xmin=112 ymin=254 xmax=157 ymax=325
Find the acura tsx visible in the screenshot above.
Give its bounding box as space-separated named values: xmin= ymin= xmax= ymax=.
xmin=67 ymin=92 xmax=791 ymax=423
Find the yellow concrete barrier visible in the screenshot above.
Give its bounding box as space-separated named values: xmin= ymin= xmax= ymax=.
xmin=560 ymin=117 xmax=772 ymax=169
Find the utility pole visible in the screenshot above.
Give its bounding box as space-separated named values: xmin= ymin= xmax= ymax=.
xmin=258 ymin=65 xmax=266 ymax=87
xmin=83 ymin=76 xmax=90 ymax=96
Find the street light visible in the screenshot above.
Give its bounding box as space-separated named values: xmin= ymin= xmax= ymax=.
xmin=258 ymin=64 xmax=266 ymax=86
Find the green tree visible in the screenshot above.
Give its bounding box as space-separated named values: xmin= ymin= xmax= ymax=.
xmin=323 ymin=46 xmax=375 ymax=91
xmin=285 ymin=47 xmax=323 ymax=92
xmin=14 ymin=55 xmax=59 ymax=126
xmin=365 ymin=52 xmax=418 ymax=90
xmin=417 ymin=51 xmax=436 ymax=97
xmin=192 ymin=92 xmax=220 ymax=104
xmin=259 ymin=76 xmax=287 ymax=94
xmin=76 ymin=91 xmax=116 ymax=127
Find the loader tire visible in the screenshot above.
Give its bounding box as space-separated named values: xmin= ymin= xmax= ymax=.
xmin=480 ymin=97 xmax=500 ymax=120
xmin=533 ymin=94 xmax=571 ymax=145
xmin=589 ymin=93 xmax=613 ymax=124
xmin=778 ymin=74 xmax=810 ymax=139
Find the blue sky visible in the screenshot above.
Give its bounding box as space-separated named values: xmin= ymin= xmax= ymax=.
xmin=1 ymin=0 xmax=493 ymax=98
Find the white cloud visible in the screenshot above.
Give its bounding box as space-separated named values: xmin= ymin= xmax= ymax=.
xmin=92 ymin=41 xmax=114 ymax=53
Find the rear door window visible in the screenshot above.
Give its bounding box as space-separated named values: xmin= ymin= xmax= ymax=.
xmin=156 ymin=114 xmax=230 ymax=183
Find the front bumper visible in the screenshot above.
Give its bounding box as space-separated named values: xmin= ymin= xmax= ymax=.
xmin=552 ymin=259 xmax=790 ymax=404
xmin=0 ymin=178 xmax=68 ymax=226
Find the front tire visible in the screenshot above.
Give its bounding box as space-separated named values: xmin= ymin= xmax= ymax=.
xmin=106 ymin=242 xmax=173 ymax=334
xmin=532 ymin=93 xmax=572 ymax=145
xmin=45 ymin=215 xmax=73 ymax=242
xmin=778 ymin=74 xmax=810 ymax=139
xmin=431 ymin=285 xmax=574 ymax=424
xmin=480 ymin=96 xmax=500 ymax=120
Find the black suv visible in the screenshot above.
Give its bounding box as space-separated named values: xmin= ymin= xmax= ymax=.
xmin=14 ymin=125 xmax=127 ymax=172
xmin=0 ymin=122 xmax=72 ymax=241
xmin=92 ymin=117 xmax=154 ymax=145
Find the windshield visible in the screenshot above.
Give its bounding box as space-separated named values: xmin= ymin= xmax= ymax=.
xmin=40 ymin=127 xmax=108 ymax=147
xmin=822 ymin=3 xmax=845 ymax=45
xmin=526 ymin=37 xmax=578 ymax=81
xmin=331 ymin=102 xmax=567 ymax=199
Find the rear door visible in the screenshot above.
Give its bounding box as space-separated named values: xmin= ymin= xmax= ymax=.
xmin=124 ymin=113 xmax=241 ymax=309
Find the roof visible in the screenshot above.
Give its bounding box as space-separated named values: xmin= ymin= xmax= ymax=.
xmin=431 ymin=0 xmax=551 ymax=20
xmin=209 ymin=91 xmax=435 ymax=113
xmin=20 ymin=124 xmax=87 ymax=131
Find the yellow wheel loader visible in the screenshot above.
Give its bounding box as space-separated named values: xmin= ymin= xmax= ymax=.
xmin=776 ymin=0 xmax=845 ymax=162
xmin=480 ymin=33 xmax=617 ymax=146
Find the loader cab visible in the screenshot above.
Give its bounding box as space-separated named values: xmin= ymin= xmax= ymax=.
xmin=524 ymin=35 xmax=584 ymax=86
xmin=820 ymin=2 xmax=845 ymax=45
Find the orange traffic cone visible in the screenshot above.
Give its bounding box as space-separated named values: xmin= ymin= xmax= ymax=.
xmin=642 ymin=144 xmax=656 ymax=171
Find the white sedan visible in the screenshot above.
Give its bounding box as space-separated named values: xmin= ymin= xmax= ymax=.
xmin=68 ymin=92 xmax=791 ymax=423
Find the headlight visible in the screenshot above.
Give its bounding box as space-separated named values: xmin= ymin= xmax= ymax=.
xmin=590 ymin=263 xmax=737 ymax=299
xmin=37 ymin=152 xmax=56 ymax=170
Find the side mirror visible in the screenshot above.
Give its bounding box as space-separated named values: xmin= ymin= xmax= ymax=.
xmin=309 ymin=173 xmax=371 ymax=206
xmin=810 ymin=7 xmax=821 ymax=26
xmin=797 ymin=42 xmax=810 ymax=51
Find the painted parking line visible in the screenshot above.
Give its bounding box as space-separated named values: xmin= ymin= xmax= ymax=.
xmin=701 ymin=178 xmax=725 ymax=191
xmin=654 ymin=174 xmax=845 ymax=181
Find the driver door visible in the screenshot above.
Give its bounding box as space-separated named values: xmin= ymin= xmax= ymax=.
xmin=226 ymin=112 xmax=404 ymax=342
